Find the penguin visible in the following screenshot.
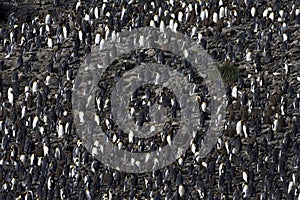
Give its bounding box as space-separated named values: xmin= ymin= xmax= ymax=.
xmin=178 ymin=11 xmax=184 ymax=22
xmin=236 ymin=120 xmax=243 ymax=136
xmin=76 ymin=0 xmax=82 ymax=13
xmin=296 ymin=8 xmax=300 ymax=24
xmin=57 ymin=120 xmax=64 ymax=138
xmin=8 ymin=87 xmax=14 ymax=105
xmin=47 ymin=36 xmax=53 ymax=49
xmin=245 ymin=49 xmax=252 ymax=62
xmin=213 ymin=11 xmax=218 ymax=24
xmin=45 ymin=14 xmax=51 ymax=25
xmin=94 ymin=6 xmax=99 ymax=19
xmin=31 ymin=80 xmax=38 ymax=94
xmin=231 ymin=85 xmax=238 ymax=99
xmin=178 ymin=184 xmax=185 ymax=198
xmin=200 ymin=99 xmax=208 ymax=113
xmin=54 ymin=0 xmax=59 ymax=6
xmin=95 ymin=32 xmax=101 ymax=45
xmin=78 ymin=28 xmax=84 ymax=43
xmin=99 ymin=38 xmax=105 ymax=51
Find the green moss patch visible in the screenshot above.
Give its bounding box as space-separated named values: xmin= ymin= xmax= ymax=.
xmin=218 ymin=62 xmax=239 ymax=84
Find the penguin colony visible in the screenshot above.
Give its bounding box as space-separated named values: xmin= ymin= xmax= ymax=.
xmin=0 ymin=0 xmax=300 ymax=199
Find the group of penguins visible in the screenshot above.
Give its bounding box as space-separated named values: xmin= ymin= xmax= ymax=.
xmin=0 ymin=0 xmax=300 ymax=199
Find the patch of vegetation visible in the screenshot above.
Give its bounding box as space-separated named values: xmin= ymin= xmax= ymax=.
xmin=218 ymin=62 xmax=239 ymax=84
